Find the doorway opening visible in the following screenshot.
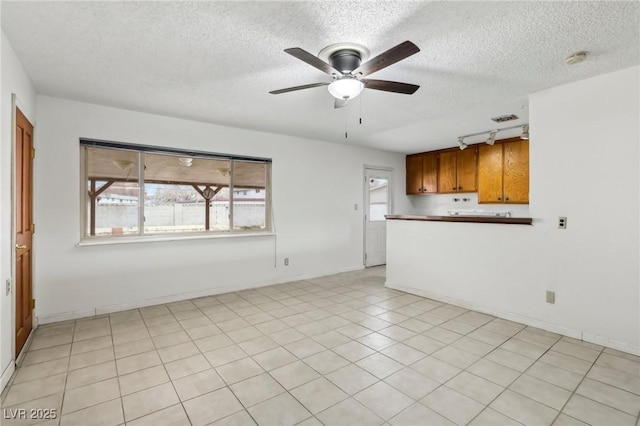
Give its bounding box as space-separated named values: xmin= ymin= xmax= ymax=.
xmin=364 ymin=167 xmax=392 ymax=267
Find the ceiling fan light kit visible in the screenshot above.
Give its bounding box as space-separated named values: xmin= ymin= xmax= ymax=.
xmin=270 ymin=40 xmax=421 ymax=108
xmin=328 ymin=77 xmax=364 ymax=100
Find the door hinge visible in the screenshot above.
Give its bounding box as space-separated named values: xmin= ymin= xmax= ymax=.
xmin=31 ymin=299 xmax=35 ymax=309
xmin=31 ymin=223 xmax=35 ymax=234
xmin=31 ymin=148 xmax=36 ymax=159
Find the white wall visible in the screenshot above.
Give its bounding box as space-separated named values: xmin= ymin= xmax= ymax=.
xmin=33 ymin=96 xmax=409 ymax=323
xmin=387 ymin=66 xmax=640 ymax=354
xmin=0 ymin=31 xmax=37 ymax=389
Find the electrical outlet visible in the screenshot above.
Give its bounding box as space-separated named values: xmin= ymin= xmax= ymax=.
xmin=284 ymin=258 xmax=289 ymax=266
xmin=5 ymin=279 xmax=10 ymax=296
xmin=558 ymin=217 xmax=567 ymax=229
xmin=354 ymin=204 xmax=358 ymax=211
xmin=546 ymin=291 xmax=555 ymax=304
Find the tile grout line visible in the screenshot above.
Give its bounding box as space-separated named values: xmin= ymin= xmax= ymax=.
xmin=57 ymin=319 xmax=76 ymax=425
xmin=547 ymin=345 xmax=605 ymax=425
xmin=108 ymin=313 xmax=126 ymax=426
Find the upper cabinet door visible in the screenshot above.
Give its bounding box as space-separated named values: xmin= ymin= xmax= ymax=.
xmin=456 ymin=146 xmax=478 ymax=193
xmin=406 ymin=155 xmax=424 ymax=194
xmin=421 ymin=152 xmax=439 ymax=193
xmin=478 ymin=144 xmax=504 ymax=203
xmin=503 ymin=140 xmax=529 ymax=203
xmin=437 ymin=151 xmax=457 ymax=193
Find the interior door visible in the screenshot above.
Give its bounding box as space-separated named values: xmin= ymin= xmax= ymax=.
xmin=364 ymin=168 xmax=391 ymax=267
xmin=15 ymin=107 xmax=34 ymax=357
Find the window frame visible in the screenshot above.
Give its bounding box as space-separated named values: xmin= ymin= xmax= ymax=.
xmin=79 ymin=138 xmax=273 ymax=244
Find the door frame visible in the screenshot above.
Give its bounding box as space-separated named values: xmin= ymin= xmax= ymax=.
xmin=11 ymin=95 xmax=36 ymax=363
xmin=363 ymin=165 xmax=393 ymax=267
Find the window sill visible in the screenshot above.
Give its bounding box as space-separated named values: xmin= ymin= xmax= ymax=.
xmin=77 ymin=231 xmax=276 ymax=247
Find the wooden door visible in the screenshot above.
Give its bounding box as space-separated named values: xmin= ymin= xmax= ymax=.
xmin=406 ymin=155 xmax=423 ymax=194
xmin=15 ymin=108 xmax=34 ymax=357
xmin=456 ymin=147 xmax=478 ymax=193
xmin=421 ymin=152 xmax=438 ymax=193
xmin=437 ymin=150 xmax=457 ymax=193
xmin=503 ymin=140 xmax=530 ymax=203
xmin=478 ymin=144 xmax=503 ymax=203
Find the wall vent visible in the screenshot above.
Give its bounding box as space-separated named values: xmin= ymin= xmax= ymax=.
xmin=491 ymin=114 xmax=519 ymax=123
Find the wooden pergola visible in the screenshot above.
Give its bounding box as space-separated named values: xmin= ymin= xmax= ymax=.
xmin=86 ymin=148 xmax=267 ymax=235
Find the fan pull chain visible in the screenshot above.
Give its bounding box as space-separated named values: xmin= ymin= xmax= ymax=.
xmin=345 ymin=104 xmax=349 ymax=139
xmin=359 ymin=94 xmax=363 ymax=125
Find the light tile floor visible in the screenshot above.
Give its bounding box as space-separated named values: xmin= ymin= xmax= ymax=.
xmin=2 ymin=267 xmax=639 ymax=426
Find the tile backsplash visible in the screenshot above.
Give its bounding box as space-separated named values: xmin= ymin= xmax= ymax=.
xmin=409 ymin=193 xmax=531 ymax=217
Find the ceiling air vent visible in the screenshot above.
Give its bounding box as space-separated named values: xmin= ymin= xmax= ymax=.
xmin=491 ymin=114 xmax=519 ymax=123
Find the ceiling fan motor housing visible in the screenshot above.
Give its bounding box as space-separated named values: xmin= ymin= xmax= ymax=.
xmin=329 ymin=50 xmax=362 ymax=74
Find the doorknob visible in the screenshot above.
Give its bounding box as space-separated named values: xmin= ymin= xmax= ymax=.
xmin=15 ymin=244 xmax=27 ymax=250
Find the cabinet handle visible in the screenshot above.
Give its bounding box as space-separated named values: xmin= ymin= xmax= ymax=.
xmin=458 ymin=186 xmax=462 ymax=190
xmin=505 ymin=197 xmax=510 ymax=201
xmin=15 ymin=244 xmax=27 ymax=250
xmin=452 ymin=187 xmax=456 ymax=190
xmin=497 ymin=197 xmax=502 ymax=200
xmin=418 ymin=188 xmax=423 ymax=192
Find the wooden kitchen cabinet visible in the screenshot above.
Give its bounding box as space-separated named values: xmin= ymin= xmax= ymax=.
xmin=437 ymin=146 xmax=477 ymax=193
xmin=478 ymin=138 xmax=529 ymax=203
xmin=503 ymin=139 xmax=529 ymax=203
xmin=406 ymin=152 xmax=438 ymax=194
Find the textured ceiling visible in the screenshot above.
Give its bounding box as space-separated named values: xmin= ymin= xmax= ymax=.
xmin=2 ymin=1 xmax=639 ymax=153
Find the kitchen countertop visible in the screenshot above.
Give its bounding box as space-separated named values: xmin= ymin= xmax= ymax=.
xmin=385 ymin=214 xmax=533 ymax=225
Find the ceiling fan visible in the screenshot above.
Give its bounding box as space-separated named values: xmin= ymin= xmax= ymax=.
xmin=270 ymin=41 xmax=420 ymax=108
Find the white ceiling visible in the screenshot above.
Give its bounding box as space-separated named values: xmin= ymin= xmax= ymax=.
xmin=2 ymin=1 xmax=638 ymax=154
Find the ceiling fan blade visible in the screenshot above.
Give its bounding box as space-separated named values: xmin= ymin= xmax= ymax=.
xmin=284 ymin=48 xmax=342 ymax=76
xmin=269 ymin=82 xmax=329 ymax=95
xmin=334 ymin=98 xmax=347 ymax=109
xmin=351 ymin=41 xmax=420 ymax=77
xmin=362 ymin=79 xmax=420 ymax=94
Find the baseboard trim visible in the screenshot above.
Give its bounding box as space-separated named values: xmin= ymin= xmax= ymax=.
xmin=387 ymin=282 xmax=640 ymax=356
xmin=1 ymin=361 xmax=15 ymax=393
xmin=37 ymin=265 xmax=365 ymax=324
xmin=38 ymin=308 xmax=98 ymax=325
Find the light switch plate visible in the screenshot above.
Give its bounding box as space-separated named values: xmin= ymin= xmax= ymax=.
xmin=546 ymin=291 xmax=555 ymax=304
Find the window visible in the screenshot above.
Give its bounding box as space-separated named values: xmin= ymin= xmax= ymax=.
xmin=368 ymin=177 xmax=389 ymax=221
xmin=81 ymin=140 xmax=272 ymax=240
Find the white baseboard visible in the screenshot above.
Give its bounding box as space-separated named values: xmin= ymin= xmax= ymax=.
xmin=38 ymin=308 xmax=99 ymax=325
xmin=0 ymin=324 xmax=39 ymax=393
xmin=1 ymin=361 xmax=15 ymax=393
xmin=38 ymin=264 xmax=365 ymax=324
xmin=387 ymin=282 xmax=640 ymax=357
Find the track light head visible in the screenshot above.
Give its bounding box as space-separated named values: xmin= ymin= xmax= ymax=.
xmin=458 ymin=137 xmax=468 ymax=151
xmin=521 ymin=125 xmax=529 ymax=140
xmin=486 ymin=131 xmax=497 ymax=146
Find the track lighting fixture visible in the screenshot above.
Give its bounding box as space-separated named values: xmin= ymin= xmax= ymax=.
xmin=457 ymin=123 xmax=529 ymax=148
xmin=486 ymin=131 xmax=497 ymax=146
